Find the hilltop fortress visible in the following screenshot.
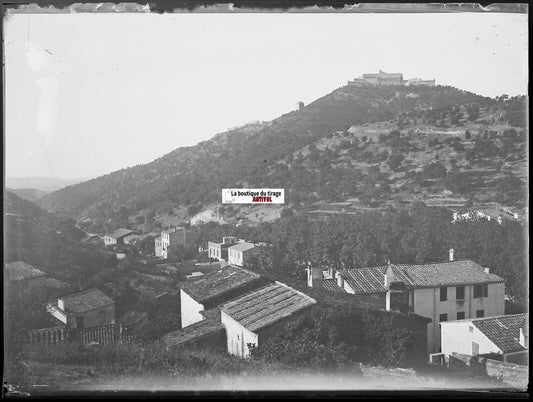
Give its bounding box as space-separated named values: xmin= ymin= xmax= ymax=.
xmin=348 ymin=70 xmax=435 ymax=87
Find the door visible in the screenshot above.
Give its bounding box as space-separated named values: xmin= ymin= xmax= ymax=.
xmin=75 ymin=316 xmax=85 ymax=329
xmin=472 ymin=341 xmax=479 ymax=355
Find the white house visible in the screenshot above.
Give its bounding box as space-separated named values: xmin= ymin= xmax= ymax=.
xmin=220 ymin=281 xmax=316 ymax=359
xmin=308 ymin=250 xmax=506 ymax=354
xmin=155 ymin=226 xmax=188 ymax=259
xmin=227 ymin=242 xmax=260 ymax=267
xmin=441 ymin=314 xmax=528 ymax=365
xmin=46 ymin=289 xmax=115 ymax=329
xmin=179 ymin=265 xmax=263 ymax=328
xmin=103 ymin=228 xmax=136 ymax=246
xmin=208 ymin=236 xmax=240 ymax=262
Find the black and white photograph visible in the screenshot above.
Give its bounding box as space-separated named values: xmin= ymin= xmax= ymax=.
xmin=3 ymin=1 xmax=529 ymax=397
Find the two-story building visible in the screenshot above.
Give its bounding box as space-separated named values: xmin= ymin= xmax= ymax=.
xmin=307 ymin=250 xmax=505 ymax=354
xmin=441 ymin=314 xmax=528 ymax=365
xmin=227 ymin=242 xmax=261 ymax=267
xmin=208 ymin=236 xmax=240 ymax=262
xmin=179 ymin=265 xmax=265 ymax=328
xmin=155 ymin=226 xmax=188 ymax=259
xmin=46 ymin=288 xmax=115 ymax=329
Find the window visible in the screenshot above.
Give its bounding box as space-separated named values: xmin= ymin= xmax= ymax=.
xmin=473 ymin=284 xmax=483 ymax=298
xmin=457 ymin=312 xmax=465 ymax=320
xmin=468 ymin=325 xmax=474 ymax=333
xmin=476 ymin=310 xmax=484 ymax=318
xmin=456 ymin=286 xmax=465 ymax=300
xmin=483 ymin=284 xmax=488 ymax=298
xmin=439 ymin=313 xmax=448 ymax=322
xmin=472 ymin=341 xmax=480 ymax=355
xmin=440 ymin=287 xmax=448 ymax=302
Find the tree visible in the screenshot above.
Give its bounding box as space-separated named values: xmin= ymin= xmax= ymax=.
xmin=387 ymin=153 xmax=404 ymax=171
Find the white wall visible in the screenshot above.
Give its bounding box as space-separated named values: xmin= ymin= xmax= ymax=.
xmin=221 ymin=311 xmax=258 ymax=359
xmin=441 ymin=320 xmax=502 ymax=358
xmin=414 ymin=282 xmax=505 ymax=353
xmin=180 ymin=289 xmax=205 ymax=328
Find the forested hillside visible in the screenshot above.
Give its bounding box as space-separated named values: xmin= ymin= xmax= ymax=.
xmin=37 ymin=83 xmax=527 ymax=229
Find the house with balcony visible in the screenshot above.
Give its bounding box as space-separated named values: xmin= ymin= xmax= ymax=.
xmin=307 ymin=249 xmax=505 ymax=354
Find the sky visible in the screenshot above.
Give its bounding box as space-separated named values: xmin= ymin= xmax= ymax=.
xmin=4 ymin=11 xmax=528 ymax=180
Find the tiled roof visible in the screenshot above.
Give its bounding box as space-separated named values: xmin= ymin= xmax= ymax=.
xmin=341 ymin=260 xmax=504 ymax=295
xmin=107 ymin=228 xmax=135 ymax=240
xmin=5 ymin=261 xmax=46 ymax=281
xmin=162 ymin=309 xmax=223 ymax=349
xmin=322 ymin=278 xmax=346 ymax=293
xmin=220 ymin=282 xmax=316 ymax=332
xmin=180 ymin=265 xmax=261 ymax=303
xmin=472 ymin=314 xmax=528 ymax=354
xmin=60 ymin=289 xmax=114 ymax=314
xmin=228 ymin=242 xmax=256 ymax=252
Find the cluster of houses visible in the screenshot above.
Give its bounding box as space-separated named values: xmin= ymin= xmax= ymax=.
xmin=348 ymin=70 xmax=435 ymax=87
xmin=207 ymin=236 xmax=267 ymax=267
xmin=5 ymin=245 xmax=528 ymax=371
xmin=452 ymin=208 xmax=521 ymax=225
xmin=305 ymin=248 xmax=528 ymax=365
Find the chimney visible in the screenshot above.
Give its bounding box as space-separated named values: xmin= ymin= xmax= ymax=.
xmin=306 ymin=264 xmax=323 ymax=288
xmin=449 ymin=248 xmax=454 ymax=262
xmin=484 ymin=267 xmax=490 ymax=274
xmin=335 ymin=271 xmax=344 ymax=290
xmin=384 ymin=259 xmax=394 ymax=289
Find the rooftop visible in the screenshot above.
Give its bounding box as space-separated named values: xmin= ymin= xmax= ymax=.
xmin=445 ymin=314 xmax=528 ymax=354
xmin=341 ymin=260 xmax=504 ymax=294
xmin=59 ymin=289 xmax=115 ymax=314
xmin=162 ymin=309 xmax=223 ymax=350
xmin=5 ymin=261 xmax=46 ymax=281
xmin=107 ymin=228 xmax=135 ymax=240
xmin=228 ymin=242 xmax=256 ymax=252
xmin=220 ymin=282 xmax=316 ymax=332
xmin=180 ymin=265 xmax=261 ymax=303
xmin=322 ymin=278 xmax=346 ymax=293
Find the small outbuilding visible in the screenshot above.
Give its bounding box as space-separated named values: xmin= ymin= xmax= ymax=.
xmin=220 ymin=281 xmax=316 ymax=358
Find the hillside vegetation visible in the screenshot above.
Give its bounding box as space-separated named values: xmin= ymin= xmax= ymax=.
xmin=36 ymin=84 xmax=526 ymax=229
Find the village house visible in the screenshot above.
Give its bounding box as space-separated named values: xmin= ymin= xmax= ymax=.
xmin=307 ymin=249 xmax=505 ymax=354
xmin=179 ymin=265 xmax=265 ymax=328
xmin=441 ymin=314 xmax=528 ymax=366
xmin=207 ymin=236 xmax=241 ymax=262
xmin=5 ymin=261 xmax=48 ymax=304
xmin=46 ymin=288 xmax=115 ymax=329
xmin=227 ymin=242 xmax=261 ymax=267
xmin=220 ymin=281 xmax=317 ymax=359
xmin=103 ymin=228 xmax=137 ymax=247
xmin=155 ymin=226 xmax=188 ymax=259
xmin=452 ymin=208 xmax=516 ymax=225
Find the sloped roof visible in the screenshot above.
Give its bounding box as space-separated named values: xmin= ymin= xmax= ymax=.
xmin=180 ymin=265 xmax=261 ymax=303
xmin=341 ymin=260 xmax=504 ymax=295
xmin=5 ymin=261 xmax=46 ymax=281
xmin=220 ymin=282 xmax=316 ymax=332
xmin=60 ymin=289 xmax=114 ymax=314
xmin=228 ymin=242 xmax=256 ymax=253
xmin=472 ymin=314 xmax=528 ymax=354
xmin=322 ymin=278 xmax=346 ymax=293
xmin=107 ymin=228 xmax=135 ymax=240
xmin=162 ymin=309 xmax=223 ymax=349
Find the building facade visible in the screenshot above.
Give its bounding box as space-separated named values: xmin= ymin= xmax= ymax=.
xmin=441 ymin=314 xmax=528 ymax=365
xmin=307 ymin=251 xmax=505 ymax=354
xmin=155 ymin=226 xmax=188 ymax=259
xmin=208 ymin=236 xmax=240 ymax=262
xmin=103 ymin=228 xmax=136 ymax=247
xmin=227 ymin=242 xmax=260 ymax=267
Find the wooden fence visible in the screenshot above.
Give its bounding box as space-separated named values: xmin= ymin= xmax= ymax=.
xmin=27 ymin=323 xmax=134 ymax=346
